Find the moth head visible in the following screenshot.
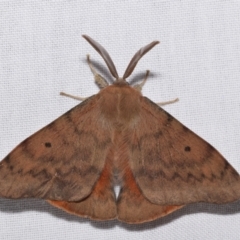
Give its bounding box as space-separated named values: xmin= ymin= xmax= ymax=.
xmin=82 ymin=35 xmax=159 ymax=85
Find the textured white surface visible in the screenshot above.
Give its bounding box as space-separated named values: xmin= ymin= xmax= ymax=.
xmin=0 ymin=1 xmax=240 ymax=239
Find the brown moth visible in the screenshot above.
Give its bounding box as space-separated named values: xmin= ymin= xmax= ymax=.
xmin=0 ymin=35 xmax=240 ymax=224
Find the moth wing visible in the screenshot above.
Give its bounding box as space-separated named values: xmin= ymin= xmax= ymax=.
xmin=129 ymin=97 xmax=240 ymax=205
xmin=117 ymin=162 xmax=183 ymax=223
xmin=48 ymin=155 xmax=117 ymax=221
xmin=0 ymin=95 xmax=112 ymax=202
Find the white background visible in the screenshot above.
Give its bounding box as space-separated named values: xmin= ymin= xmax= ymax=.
xmin=0 ymin=1 xmax=240 ymax=239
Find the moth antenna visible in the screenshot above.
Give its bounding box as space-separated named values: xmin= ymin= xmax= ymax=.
xmin=82 ymin=35 xmax=119 ymax=79
xmin=123 ymin=41 xmax=160 ymax=79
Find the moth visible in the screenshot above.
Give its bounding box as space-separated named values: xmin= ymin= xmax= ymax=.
xmin=0 ymin=35 xmax=240 ymax=224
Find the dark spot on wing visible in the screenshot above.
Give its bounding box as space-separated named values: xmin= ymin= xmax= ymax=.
xmin=45 ymin=142 xmax=52 ymax=148
xmin=185 ymin=146 xmax=191 ymax=152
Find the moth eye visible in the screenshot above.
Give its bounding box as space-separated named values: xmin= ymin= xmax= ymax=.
xmin=45 ymin=142 xmax=52 ymax=148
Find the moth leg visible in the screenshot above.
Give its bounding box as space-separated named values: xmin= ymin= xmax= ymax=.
xmin=133 ymin=70 xmax=149 ymax=91
xmin=59 ymin=92 xmax=87 ymax=101
xmin=87 ymin=54 xmax=109 ymax=88
xmin=133 ymin=70 xmax=178 ymax=106
xmin=156 ymin=97 xmax=179 ymax=106
xmin=59 ymin=54 xmax=109 ymax=101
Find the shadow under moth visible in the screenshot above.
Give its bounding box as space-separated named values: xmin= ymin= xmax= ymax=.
xmin=0 ymin=35 xmax=240 ymax=224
